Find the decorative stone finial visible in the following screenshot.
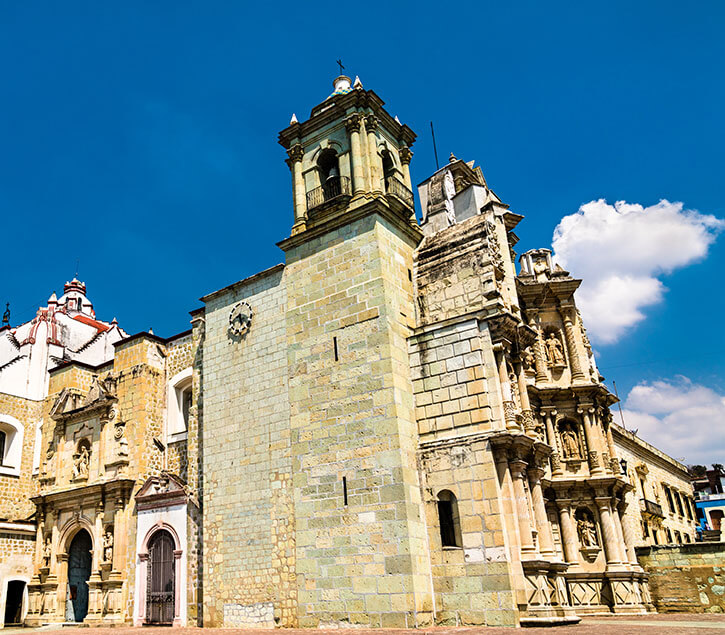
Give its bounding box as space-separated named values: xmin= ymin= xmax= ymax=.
xmin=290 ymin=113 xmax=298 ymax=124
xmin=353 ymin=75 xmax=363 ymax=90
xmin=394 ymin=115 xmax=401 ymax=124
xmin=449 ymin=152 xmax=458 ymax=163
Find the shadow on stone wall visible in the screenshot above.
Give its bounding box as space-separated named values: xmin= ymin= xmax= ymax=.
xmin=636 ymin=542 xmax=725 ymax=613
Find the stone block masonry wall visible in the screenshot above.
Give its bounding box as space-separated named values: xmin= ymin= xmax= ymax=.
xmin=201 ymin=266 xmax=294 ymax=628
xmin=637 ymin=542 xmax=725 ymax=613
xmin=0 ymin=393 xmax=42 ymax=520
xmin=410 ymin=320 xmax=501 ymax=441
xmin=419 ymin=437 xmax=518 ymax=627
xmin=285 ymin=213 xmax=433 ymax=628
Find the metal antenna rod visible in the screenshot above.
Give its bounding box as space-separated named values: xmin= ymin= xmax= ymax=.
xmin=430 ymin=121 xmax=440 ymax=170
xmin=612 ymin=380 xmax=627 ymax=429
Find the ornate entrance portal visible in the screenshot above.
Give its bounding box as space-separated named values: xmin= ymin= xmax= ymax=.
xmin=67 ymin=530 xmax=92 ymax=622
xmin=146 ymin=530 xmax=175 ymax=625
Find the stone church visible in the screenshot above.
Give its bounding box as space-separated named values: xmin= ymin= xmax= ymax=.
xmin=0 ymin=75 xmax=696 ymax=628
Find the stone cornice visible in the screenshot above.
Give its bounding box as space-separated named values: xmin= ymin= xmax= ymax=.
xmin=277 ymin=198 xmax=423 ymax=253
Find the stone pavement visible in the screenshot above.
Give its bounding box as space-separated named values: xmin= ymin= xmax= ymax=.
xmin=4 ymin=614 xmax=725 ymax=635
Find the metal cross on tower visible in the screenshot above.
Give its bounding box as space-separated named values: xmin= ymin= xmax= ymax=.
xmin=336 ymin=59 xmax=345 ymax=75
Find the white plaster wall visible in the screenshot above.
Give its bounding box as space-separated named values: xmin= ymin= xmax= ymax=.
xmin=134 ymin=504 xmax=187 ymax=626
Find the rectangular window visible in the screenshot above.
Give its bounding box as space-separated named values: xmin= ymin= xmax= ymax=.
xmin=342 ymin=476 xmax=348 ymax=506
xmin=438 ymin=500 xmax=457 ymax=547
xmin=333 ymin=336 xmax=339 ymax=362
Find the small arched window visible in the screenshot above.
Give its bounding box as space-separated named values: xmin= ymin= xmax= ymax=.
xmin=0 ymin=430 xmax=6 ymax=466
xmin=437 ymin=489 xmax=462 ymax=548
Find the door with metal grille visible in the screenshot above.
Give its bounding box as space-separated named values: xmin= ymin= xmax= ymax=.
xmin=146 ymin=530 xmax=175 ymax=625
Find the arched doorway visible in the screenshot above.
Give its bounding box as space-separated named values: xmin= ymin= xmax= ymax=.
xmin=67 ymin=529 xmax=92 ymax=622
xmin=3 ymin=580 xmax=25 ymax=625
xmin=146 ymin=530 xmax=175 ymax=625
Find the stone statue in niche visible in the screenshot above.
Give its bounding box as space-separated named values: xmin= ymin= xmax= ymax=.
xmin=103 ymin=530 xmax=114 ymax=564
xmin=42 ymin=536 xmax=52 ymax=566
xmin=72 ymin=444 xmax=90 ymax=479
xmin=544 ymin=331 xmax=566 ymax=368
xmin=576 ymin=509 xmax=599 ymax=547
xmin=559 ymin=422 xmax=581 ymax=459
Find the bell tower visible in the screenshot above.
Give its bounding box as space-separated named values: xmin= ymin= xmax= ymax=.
xmin=278 ymin=77 xmax=433 ymax=627
xmin=278 ymin=74 xmax=417 ymax=240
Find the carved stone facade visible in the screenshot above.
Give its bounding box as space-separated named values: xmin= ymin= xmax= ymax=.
xmin=0 ymin=76 xmax=697 ymax=627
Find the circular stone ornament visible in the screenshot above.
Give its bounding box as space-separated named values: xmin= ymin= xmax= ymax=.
xmin=229 ymin=301 xmax=253 ymax=336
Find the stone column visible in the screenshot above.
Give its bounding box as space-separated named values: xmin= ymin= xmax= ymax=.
xmin=619 ymin=492 xmax=640 ymax=565
xmin=603 ymin=414 xmax=621 ymax=474
xmin=286 ymin=144 xmax=305 ymax=228
xmin=509 ymin=459 xmax=537 ymax=558
xmin=530 ymin=317 xmax=549 ymax=384
xmin=93 ymin=501 xmax=104 ymax=571
xmin=497 ymin=350 xmax=519 ymax=431
xmin=365 ymin=115 xmax=383 ymax=193
xmin=137 ymin=553 xmax=148 ymax=625
xmin=528 ymin=465 xmax=556 ymax=558
xmin=345 ymin=114 xmax=365 ymax=195
xmin=556 ymin=500 xmax=579 ymax=564
xmin=542 ymin=408 xmax=563 ymax=475
xmin=35 ymin=509 xmax=45 ymax=570
xmin=578 ymin=405 xmax=604 ymax=475
xmin=173 ymin=550 xmax=183 ymax=625
xmin=399 ymin=146 xmax=416 ymax=224
xmin=595 ymin=496 xmax=623 ymax=566
xmin=561 ymin=307 xmax=585 ymax=382
xmin=399 ymin=146 xmax=413 ymax=190
xmin=516 ymin=363 xmax=536 ymax=438
xmin=50 ymin=519 xmax=60 ymax=576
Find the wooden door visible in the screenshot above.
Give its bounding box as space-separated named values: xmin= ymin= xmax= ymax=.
xmin=146 ymin=530 xmax=175 ymax=625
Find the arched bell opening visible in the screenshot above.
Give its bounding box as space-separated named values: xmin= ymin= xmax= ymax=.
xmin=317 ymin=148 xmax=342 ymax=201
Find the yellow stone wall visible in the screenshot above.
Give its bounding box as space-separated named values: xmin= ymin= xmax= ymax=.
xmin=200 ymin=266 xmax=295 ymax=628
xmin=0 ymin=392 xmax=42 ymax=520
xmin=285 ymin=211 xmax=433 ymax=628
xmin=614 ymin=426 xmax=697 ymax=546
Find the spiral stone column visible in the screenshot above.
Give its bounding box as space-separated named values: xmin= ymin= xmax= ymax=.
xmin=561 ymin=307 xmax=585 ymax=382
xmin=579 ymin=405 xmax=604 ymax=475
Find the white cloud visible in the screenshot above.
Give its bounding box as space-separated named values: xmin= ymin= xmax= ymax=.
xmin=552 ymin=199 xmax=723 ymax=344
xmin=621 ymin=376 xmax=725 ymax=466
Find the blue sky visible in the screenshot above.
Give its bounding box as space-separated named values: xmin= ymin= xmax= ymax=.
xmin=2 ymin=2 xmax=724 ymax=462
